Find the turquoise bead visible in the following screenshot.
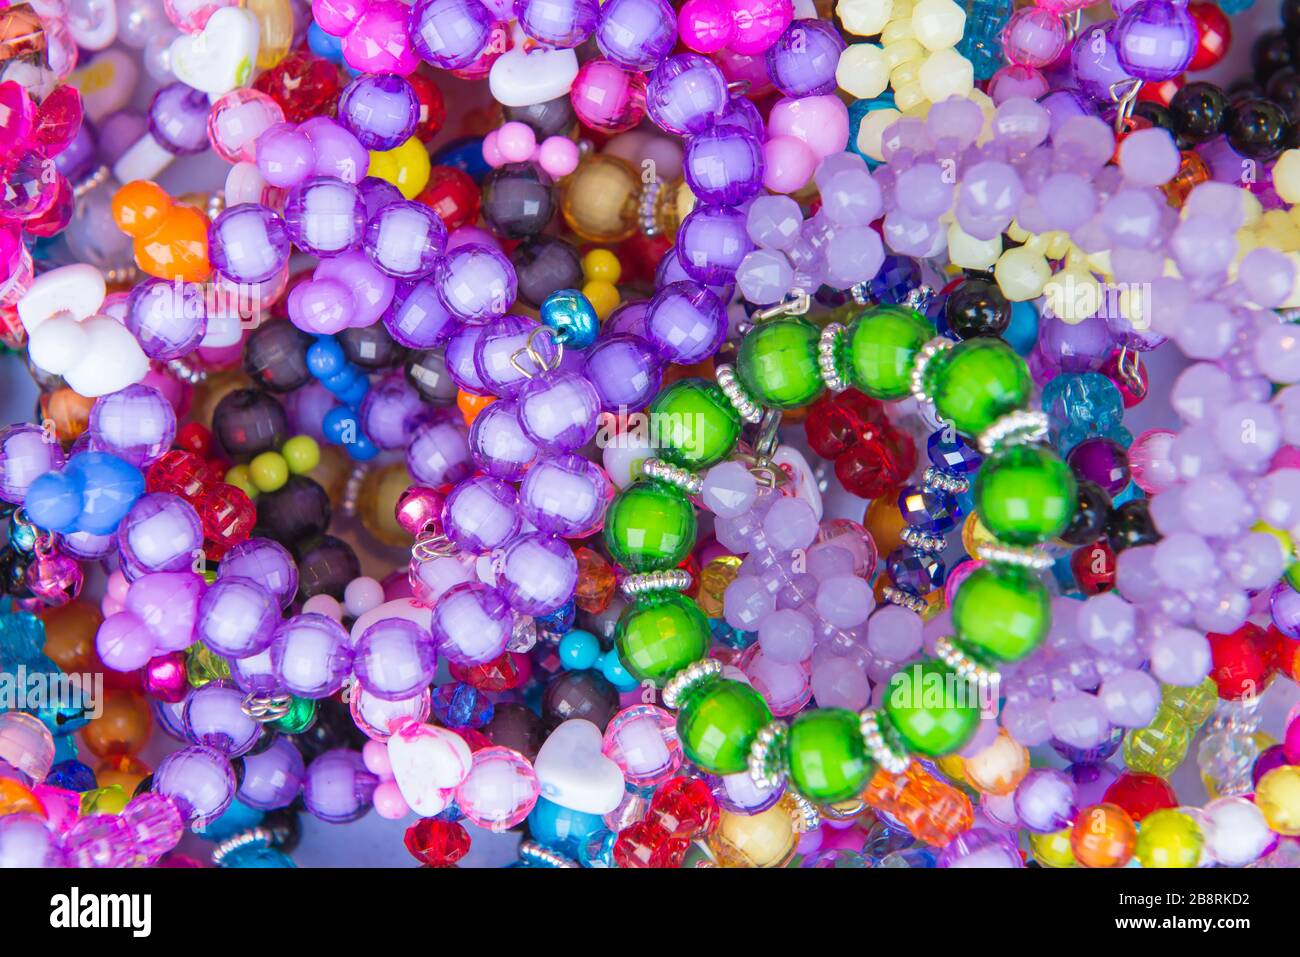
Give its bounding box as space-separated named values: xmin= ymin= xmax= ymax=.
xmin=540 ymin=289 xmax=600 ymax=349
xmin=558 ymin=629 xmax=601 ymax=670
xmin=1042 ymin=373 xmax=1125 ymax=440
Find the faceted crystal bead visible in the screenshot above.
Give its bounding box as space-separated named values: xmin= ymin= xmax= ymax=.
xmin=897 ymin=484 xmax=960 ymax=533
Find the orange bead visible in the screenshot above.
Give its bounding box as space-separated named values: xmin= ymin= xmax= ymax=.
xmin=80 ymin=691 xmax=153 ymax=758
xmin=0 ymin=777 xmax=45 ymax=818
xmin=864 ymin=762 xmax=973 ymax=847
xmin=96 ymin=755 xmax=152 ymax=795
xmin=1070 ymin=802 xmax=1138 ymax=868
xmin=38 ymin=600 xmax=102 ymax=674
xmin=864 ymin=492 xmax=908 ymax=557
xmin=457 ymin=390 xmax=495 ymax=427
xmin=112 ymin=180 xmax=211 ymax=283
xmin=39 ymin=387 xmax=94 ymax=444
xmin=574 ymin=546 xmax=616 ymax=614
xmin=111 ymin=180 xmax=170 ymax=237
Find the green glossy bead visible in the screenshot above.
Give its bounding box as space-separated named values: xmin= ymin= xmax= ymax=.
xmin=648 ymin=378 xmax=741 ymax=470
xmin=615 ymin=591 xmax=710 ymax=687
xmin=883 ymin=658 xmax=981 ymax=757
xmin=951 ymin=564 xmax=1050 ymax=663
xmin=736 ymin=318 xmax=824 ymax=410
xmin=924 ymin=337 xmax=1031 ymax=436
xmin=186 ymin=642 xmax=230 ymax=688
xmin=843 ymin=305 xmax=934 ymax=400
xmin=604 ymin=479 xmax=697 ymax=571
xmin=271 ymin=696 xmax=317 ymax=734
xmin=677 ymin=677 xmax=772 ymax=775
xmin=974 ymin=444 xmax=1077 ymax=545
xmin=787 ymin=708 xmax=875 ymax=802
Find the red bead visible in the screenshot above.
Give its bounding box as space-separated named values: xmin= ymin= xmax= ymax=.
xmin=253 ymin=52 xmax=343 ymax=124
xmin=1207 ymin=622 xmax=1274 ymax=701
xmin=198 ymin=483 xmax=257 ymax=550
xmin=449 ymin=652 xmax=526 ymax=692
xmin=418 ymin=165 xmax=480 ymax=231
xmin=147 ymin=449 xmax=211 ymax=502
xmin=649 ymin=776 xmax=719 ymax=838
xmin=22 ymin=174 xmax=73 ymax=237
xmin=1136 ymin=75 xmax=1183 ymax=107
xmin=175 ymin=421 xmax=214 ymax=458
xmin=405 ymin=71 xmax=446 ymax=142
xmin=833 ymin=427 xmax=914 ymax=500
xmin=1103 ymin=771 xmax=1178 ymax=822
xmin=1187 ymin=2 xmax=1230 ymax=73
xmin=1070 ymin=540 xmax=1115 ymax=596
xmin=806 ymin=388 xmax=889 ymax=460
xmin=616 ymin=233 xmax=671 ymax=284
xmin=1269 ymin=624 xmax=1300 ymax=682
xmin=404 ymin=819 xmax=471 ymax=867
xmin=612 ymin=820 xmax=687 ymax=869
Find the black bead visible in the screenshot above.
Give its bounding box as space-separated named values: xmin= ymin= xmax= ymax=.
xmin=1133 ymin=101 xmax=1177 ymax=139
xmin=1106 ymin=498 xmax=1160 ymax=553
xmin=511 ymin=236 xmax=583 ymax=308
xmin=261 ymin=807 xmax=302 ymax=853
xmin=502 ymin=96 xmax=575 ymax=140
xmin=1266 ymin=68 xmax=1300 ymax=123
xmin=1285 ymin=0 xmax=1300 ymax=35
xmin=1060 ymin=480 xmax=1111 ymax=547
xmin=405 ymin=347 xmax=459 ymax=404
xmin=480 ymin=162 xmax=556 ymax=240
xmin=213 ymin=388 xmax=289 ymax=458
xmin=256 ymin=474 xmax=332 ymax=545
xmin=293 ymin=697 xmax=367 ymax=763
xmin=541 ymin=669 xmax=620 ymax=732
xmin=943 ymin=277 xmax=1010 ymax=339
xmin=1226 ymin=97 xmax=1294 ymax=160
xmin=1253 ymin=30 xmax=1294 ymax=83
xmin=1170 ymin=82 xmax=1230 ymax=144
xmin=339 ymin=323 xmax=407 ymax=370
xmin=295 ymin=534 xmax=361 ymax=601
xmin=133 ymin=774 xmax=155 ymax=799
xmin=484 ymin=703 xmax=545 ymax=762
xmin=243 ymin=320 xmax=314 ymax=392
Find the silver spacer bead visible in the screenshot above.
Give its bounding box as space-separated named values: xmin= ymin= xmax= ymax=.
xmin=818 ymin=322 xmax=848 ymax=393
xmin=211 ymin=826 xmax=280 ymax=865
xmin=882 ymin=586 xmax=929 ymax=615
xmin=909 ymin=337 xmax=953 ymax=406
xmin=241 ymin=690 xmax=294 ymax=723
xmin=340 ymin=463 xmax=368 ymax=518
xmin=900 ymin=526 xmax=946 ymax=554
xmin=934 ymin=636 xmax=1002 ymax=692
xmin=747 ymin=720 xmax=788 ymax=790
xmin=977 ymin=409 xmax=1049 ymax=456
xmin=620 ymin=568 xmax=693 ymax=598
xmin=638 ymin=179 xmax=662 ymax=237
xmin=715 ymin=363 xmax=763 ymax=424
xmin=976 ymin=540 xmax=1055 ymax=571
xmin=903 ymin=285 xmax=935 ymax=312
xmin=166 ymin=358 xmax=207 ymax=385
xmin=922 ymin=466 xmax=968 ymax=495
xmin=641 ymin=457 xmax=702 ymax=495
xmin=661 ymin=658 xmax=723 ymax=710
xmin=518 ymin=840 xmax=579 ymax=868
xmin=858 ymin=709 xmax=911 ymax=775
xmin=788 ymin=792 xmax=822 ymax=833
xmin=73 ymin=164 xmax=111 ymax=199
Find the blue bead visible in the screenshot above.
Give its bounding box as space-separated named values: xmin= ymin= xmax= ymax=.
xmin=897 ymin=484 xmax=960 ymax=533
xmin=847 ymin=93 xmax=896 ymax=168
xmin=1218 ymin=0 xmax=1253 ymax=11
xmin=222 ymin=844 xmax=296 ymax=868
xmin=1041 ymin=372 xmax=1125 ymax=438
xmin=307 ymin=338 xmax=347 ymax=378
xmin=201 ymin=799 xmax=265 ymax=842
xmin=62 ymin=452 xmax=145 ymax=536
xmin=540 ymin=289 xmax=600 ymax=350
xmin=47 ymin=759 xmax=96 ymax=791
xmin=431 ymin=136 xmax=492 ymax=183
xmin=321 ymin=368 xmax=358 ymax=395
xmin=710 ymin=617 xmax=755 ymax=649
xmin=926 ymin=431 xmax=982 ymax=474
xmin=527 ymin=798 xmax=607 ymax=857
xmin=1005 ymin=300 xmax=1039 ymax=355
xmin=885 ymin=545 xmax=945 ymax=594
xmin=865 ymin=255 xmax=922 ymax=305
xmin=535 ymin=599 xmax=575 ymax=634
xmin=956 ymin=0 xmax=1011 ymax=80
xmin=306 ymin=22 xmax=344 ymax=62
xmin=23 ymin=471 xmax=85 ymax=533
xmin=598 ymin=651 xmax=638 ymax=691
xmin=558 ymin=629 xmax=601 ymax=670
xmin=322 ymin=405 xmax=356 ymax=443
xmin=577 ymin=828 xmax=618 ymax=868
xmin=338 ymin=375 xmax=370 ymax=409
xmin=0 ymin=605 xmax=47 ymax=662
xmin=344 ymin=434 xmax=379 ymax=461
xmin=431 ymin=682 xmax=494 ymax=729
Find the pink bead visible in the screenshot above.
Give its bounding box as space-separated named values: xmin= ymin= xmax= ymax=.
xmin=363 ymin=739 xmax=394 ymax=777
xmin=373 ymin=780 xmax=410 ymax=818
xmin=343 ymin=0 xmax=420 ymax=75
xmin=763 ymin=135 xmax=816 ymax=193
xmin=571 ymin=58 xmax=647 ymax=134
xmin=454 ymin=745 xmax=539 ymax=831
xmin=1001 ymin=7 xmax=1068 ymax=69
xmin=143 ymin=651 xmax=190 ymax=703
xmin=302 ymin=594 xmax=344 ymax=619
xmin=395 ymin=484 xmax=445 ymax=536
xmin=496 ymin=121 xmax=537 ymax=164
xmin=988 ymin=65 xmax=1050 ymax=104
xmin=678 ymin=0 xmax=737 ymax=53
xmin=729 ymin=0 xmax=792 ymax=56
xmin=767 ymin=95 xmax=849 ymax=160
xmin=602 ymin=704 xmax=682 ymax=787
xmin=312 ymin=0 xmax=367 ymax=36
xmin=208 ymin=89 xmax=285 ymax=165
xmin=344 ymin=576 xmax=385 ymax=617
xmin=537 ymin=136 xmax=579 ymax=177
xmin=481 ymin=129 xmax=504 ymax=167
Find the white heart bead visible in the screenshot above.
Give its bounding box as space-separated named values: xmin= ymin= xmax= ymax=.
xmin=533 ymin=718 xmax=626 ymax=815
xmin=489 ymin=47 xmax=578 ymax=108
xmin=63 ymin=317 xmax=150 ymax=397
xmin=17 ymin=263 xmax=106 ymax=332
xmin=169 ymin=7 xmax=260 ymax=96
xmin=387 ymin=719 xmax=474 ymax=817
xmin=27 ymin=316 xmax=89 ymax=376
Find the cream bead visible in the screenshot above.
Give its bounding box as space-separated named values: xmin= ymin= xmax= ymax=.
xmin=890 ymin=58 xmax=922 ymax=89
xmin=837 ymin=0 xmax=893 ymax=36
xmin=1275 ymin=149 xmax=1300 ymax=204
xmin=948 ymin=222 xmax=1001 ymax=270
xmin=1118 ymin=284 xmax=1150 ymax=331
xmin=855 ymin=107 xmax=902 ymax=162
xmin=882 ymin=38 xmax=924 ymax=72
xmin=1043 ymin=267 xmax=1101 ymax=323
xmin=893 ymin=81 xmax=927 ymax=113
xmin=837 ymin=43 xmax=891 ymax=100
xmin=995 ymin=246 xmax=1052 ymax=302
xmin=881 ymin=16 xmax=915 ymax=45
xmin=919 ymin=47 xmax=974 ymax=103
xmin=911 ymin=0 xmax=965 ymax=51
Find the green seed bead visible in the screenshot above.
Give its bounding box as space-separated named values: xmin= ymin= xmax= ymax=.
xmin=883 ymin=658 xmax=981 ymax=757
xmin=736 ymin=317 xmax=824 ymax=410
xmin=843 ymin=305 xmax=934 ymax=400
xmin=951 ymin=564 xmax=1050 ymax=663
xmin=925 ymin=337 xmax=1031 ymax=436
xmin=615 ymin=591 xmax=710 ymax=687
xmin=647 ymin=378 xmax=741 ymax=470
xmin=974 ymin=444 xmax=1077 ymax=545
xmin=676 ymin=677 xmax=772 ymax=775
xmin=787 ymin=708 xmax=875 ymax=802
xmin=271 ymin=695 xmax=317 ymax=734
xmin=604 ymin=479 xmax=697 ymax=572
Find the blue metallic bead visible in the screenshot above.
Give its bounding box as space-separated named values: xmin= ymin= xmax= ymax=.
xmin=1005 ymin=300 xmax=1039 ymax=355
xmin=885 ymin=546 xmax=945 ymax=595
xmin=431 ymin=682 xmax=494 ymax=729
xmin=865 ymin=255 xmax=922 ymax=305
xmin=577 ymin=828 xmax=618 ymax=868
xmin=540 ymin=289 xmax=600 ymax=350
xmin=535 ymin=599 xmax=575 ymax=635
xmin=221 ymin=844 xmax=296 ymax=868
xmin=926 ymin=431 xmax=982 ymax=474
xmin=897 ymin=484 xmax=960 ymax=533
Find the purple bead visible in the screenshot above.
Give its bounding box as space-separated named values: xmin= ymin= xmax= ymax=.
xmin=353 ymin=617 xmax=438 ymax=700
xmin=1013 ymin=767 xmax=1077 ymax=833
xmin=645 ymin=280 xmax=726 ymax=365
xmin=209 ymin=203 xmax=291 ymax=284
xmin=1067 ymin=437 xmax=1130 ymax=494
xmin=148 ymin=82 xmax=210 ymax=154
xmin=595 ymin=0 xmax=677 ymax=71
xmin=386 ymin=278 xmax=457 ymax=348
xmin=270 ymin=613 xmax=354 ymax=699
xmin=431 ymin=682 xmax=493 ymax=728
xmin=1039 ymin=312 xmax=1114 ymax=372
xmin=359 ymin=175 xmax=404 ymax=218
xmin=443 ymin=474 xmax=522 ymax=552
xmin=469 ymin=398 xmax=538 ymax=479
xmin=197 ymin=577 xmax=281 ymax=659
xmin=303 ymin=748 xmax=377 ymax=823
xmin=676 ymin=205 xmax=755 ymax=287
xmin=885 ymin=546 xmax=944 ymax=595
xmin=645 ymin=53 xmax=728 ymax=136
xmin=603 ymin=299 xmax=650 ymax=338
xmin=0 ymin=813 xmax=65 ymax=867
xmin=120 ymin=794 xmax=185 ymax=863
xmin=896 ymin=484 xmax=960 ymax=533
xmin=515 ymin=0 xmax=598 ymax=47
xmin=284 ymin=176 xmax=367 ymax=257
xmin=0 ymin=424 xmax=64 ymax=505
xmin=116 ymin=492 xmax=204 ymax=578
xmin=230 ymin=647 xmax=281 ymax=695
xmin=407 ymin=419 xmax=474 ymax=485
xmin=238 ymin=736 xmax=305 ymax=810
xmin=430 ymin=581 xmax=514 ymax=664
xmin=1070 ymin=22 xmax=1133 ymax=103
xmin=475 ymin=314 xmax=546 ymax=397
xmin=182 ymin=679 xmax=262 ymax=756
xmin=684 ymin=125 xmax=764 ymax=205
xmin=339 ymin=73 xmax=420 ymax=151
xmin=88 ymin=384 xmax=176 ymax=468
xmin=217 ymin=537 xmax=298 ymax=609
xmin=301 ymin=116 xmax=370 ymax=184
xmin=364 ymin=200 xmax=447 ymax=280
xmin=63 ymin=813 xmax=137 ymax=868
xmin=584 ymin=333 xmax=663 ymax=412
xmin=1271 ymin=579 xmax=1300 ymax=638
xmin=409 ymin=0 xmax=495 ymax=70
xmin=359 ymin=375 xmax=424 ymax=450
xmin=519 ymin=453 xmax=612 ymax=536
xmin=766 ymin=20 xmax=845 ymax=97
xmin=124 ymin=278 xmax=207 ymax=359
xmin=1115 ymin=0 xmax=1195 ymax=81
xmin=154 ymin=744 xmax=236 ymax=824
xmin=256 ymin=122 xmax=315 ymax=188
xmin=517 ymin=369 xmax=601 ymax=451
xmin=444 ymin=323 xmax=489 ymax=392
xmin=435 ymin=243 xmax=517 ymax=323
xmin=498 ymin=531 xmax=578 ymax=615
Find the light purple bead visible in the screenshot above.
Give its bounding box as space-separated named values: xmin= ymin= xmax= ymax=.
xmin=814 ymin=573 xmax=874 ymax=628
xmin=762 ymin=497 xmax=818 ymax=552
xmin=1013 ymin=768 xmax=1077 ymax=833
xmin=116 ymin=492 xmax=204 ymax=578
xmin=430 ymin=581 xmax=514 ymax=664
xmin=517 ymin=369 xmax=601 ymax=451
xmin=197 ymin=577 xmax=281 ymax=659
xmin=217 ymin=537 xmax=298 ymax=609
xmin=182 ymin=679 xmax=262 ymax=756
xmin=0 ymin=424 xmax=64 ymax=505
xmin=766 ymin=20 xmax=844 ymax=97
xmin=498 ymin=532 xmax=578 ymax=615
xmin=684 ymin=125 xmax=764 ymax=205
xmin=0 ymin=813 xmax=65 ymax=867
xmin=435 ymin=243 xmax=517 ymax=323
xmin=474 ymin=314 xmax=544 ymax=396
xmin=209 ymin=203 xmax=291 ymax=284
xmin=646 ymin=53 xmax=728 ymax=136
xmin=303 ymin=748 xmax=378 ymax=823
xmin=1039 ymin=313 xmax=1113 ymax=371
xmin=63 ymin=813 xmax=137 ymax=868
xmin=125 ymin=278 xmax=207 ymax=359
xmin=866 ymin=604 xmax=924 ymax=661
xmin=364 ymin=200 xmax=447 ymax=279
xmin=516 ymin=0 xmax=597 ymax=47
xmin=1115 ymin=0 xmax=1194 ymax=81
xmin=955 ymin=161 xmax=1023 ymax=239
xmin=469 ymin=398 xmax=537 ymax=479
xmin=354 ymin=617 xmax=438 ymax=700
xmin=677 ymin=204 xmax=755 ymax=288
xmin=407 ymin=419 xmax=474 ymax=486
xmin=595 ymin=0 xmax=677 ymax=71
xmin=284 ymin=176 xmax=367 ymax=257
xmin=229 ymin=646 xmax=281 ymax=694
xmin=257 ymin=122 xmax=316 ymax=188
xmin=88 ymin=383 xmax=176 ymax=469
xmin=153 ymin=744 xmax=236 ymax=824
xmin=386 ymin=278 xmax=457 ymax=348
xmin=702 ymin=461 xmax=757 ymax=518
xmin=301 ymin=116 xmax=370 ymax=183
xmin=409 ymin=0 xmax=495 ymax=70
xmin=646 ymin=280 xmax=726 ymax=364
xmin=758 ymin=608 xmax=813 ymax=663
xmin=1076 ymin=591 xmax=1135 ymax=656
xmin=359 ymin=375 xmax=424 ymax=451
xmin=339 ymin=73 xmax=419 ymax=151
xmin=270 ymin=612 xmax=355 ymax=698
xmin=725 ymin=574 xmax=774 ymax=630
xmin=149 ymin=82 xmax=210 ymax=154
xmin=443 ymin=474 xmax=522 ymax=552
xmin=1271 ymin=579 xmax=1300 ymax=638
xmin=737 ymin=249 xmax=794 ymax=305
xmin=237 ymin=737 xmax=305 ymax=811
xmin=584 ymin=333 xmax=663 ymax=412
xmin=1098 ymin=668 xmax=1160 ymax=727
xmin=1046 ymin=692 xmax=1109 ymax=749
xmin=746 ymin=194 xmax=803 ymax=250
xmin=519 ymin=453 xmax=612 ymax=537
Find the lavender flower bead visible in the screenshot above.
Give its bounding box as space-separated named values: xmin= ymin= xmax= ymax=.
xmin=197 ymin=577 xmax=281 ymax=659
xmin=517 ymin=369 xmax=601 ymax=451
xmin=339 ymin=73 xmax=420 ymax=151
xmin=364 ymin=200 xmax=448 ymax=279
xmin=125 ymin=278 xmax=207 ymax=359
xmin=149 ymin=82 xmax=210 ymax=154
xmin=182 ymin=680 xmax=262 ymax=756
xmin=516 ymin=0 xmax=598 ymax=47
xmin=303 ymin=749 xmax=378 ymax=823
xmin=519 ymin=453 xmax=612 ymax=536
xmin=584 ymin=333 xmax=663 ymax=412
xmin=284 ymin=176 xmax=367 ymax=257
xmin=386 ymin=279 xmax=457 ymax=348
xmin=116 ymin=492 xmax=204 ymax=578
xmin=645 ymin=280 xmax=727 ymax=365
xmin=88 ymin=384 xmax=176 ymax=468
xmin=1114 ymin=0 xmax=1194 ymax=82
xmin=498 ymin=532 xmax=578 ymax=615
xmin=359 ymin=176 xmax=404 ymax=220
xmin=154 ymin=744 xmax=236 ymax=824
xmin=409 ymin=0 xmax=495 ymax=70
xmin=1013 ymin=768 xmax=1077 ymax=833
xmin=645 ymin=54 xmax=728 ymax=136
xmin=238 ymin=737 xmax=305 ymax=810
xmin=270 ymin=613 xmax=355 ymax=698
xmin=0 ymin=813 xmax=66 ymax=867
xmin=436 ymin=243 xmax=518 ymax=323
xmin=209 ymin=203 xmax=291 ymax=284
xmin=217 ymin=537 xmax=298 ymax=609
xmin=684 ymin=125 xmax=764 ymax=205
xmin=469 ymin=398 xmax=538 ymax=479
xmin=766 ymin=20 xmax=845 ymax=97
xmin=443 ymin=475 xmax=522 ymax=552
xmin=407 ymin=418 xmax=474 ymax=485
xmin=595 ymin=0 xmax=677 ymax=71
xmin=430 ymin=581 xmax=514 ymax=664
xmin=677 ymin=204 xmax=755 ymax=286
xmin=361 ymin=375 xmax=425 ymax=450
xmin=353 ymin=617 xmax=438 ymax=700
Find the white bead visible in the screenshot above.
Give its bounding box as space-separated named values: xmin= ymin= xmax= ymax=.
xmin=1205 ymin=797 xmax=1272 ymax=867
xmin=837 ymin=43 xmax=891 ymax=100
xmin=225 ymin=162 xmax=271 ymax=206
xmin=947 ymin=222 xmax=1001 ymax=270
xmin=344 ymin=577 xmax=385 ymax=617
xmin=113 ymin=132 xmax=175 ymax=185
xmin=168 ymin=7 xmax=260 ymax=96
xmin=837 ymin=0 xmax=893 ymax=37
xmin=302 ymin=594 xmax=343 ymax=620
xmin=911 ymin=0 xmax=965 ymax=51
xmin=918 ymin=47 xmax=974 ymax=102
xmin=489 ymin=47 xmax=578 ymax=108
xmin=17 ymin=263 xmax=106 ymax=332
xmin=65 ymin=316 xmax=150 ymax=397
xmin=854 ymin=107 xmax=901 ymax=162
xmin=27 ymin=315 xmax=88 ymax=375
xmin=1274 ymin=149 xmax=1300 ymax=205
xmin=65 ymin=0 xmax=117 ymax=50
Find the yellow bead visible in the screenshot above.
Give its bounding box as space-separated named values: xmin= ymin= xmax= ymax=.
xmin=1160 ymin=678 xmax=1218 ymax=725
xmin=882 ymin=38 xmax=924 ymax=72
xmin=994 ymin=245 xmax=1052 ymax=302
xmin=837 ymin=43 xmax=891 ymax=100
xmin=246 ymin=0 xmax=294 ymax=69
xmin=1124 ymin=707 xmax=1192 ymax=777
xmin=249 ymin=451 xmax=290 ymax=493
xmin=855 ymin=108 xmax=902 ymax=162
xmin=1256 ymin=765 xmax=1300 ymax=835
xmin=581 ymin=248 xmax=622 ymax=284
xmin=947 ymin=222 xmax=1001 ymax=271
xmin=1029 ymin=828 xmax=1077 ymax=868
xmin=838 ymin=0 xmax=893 ymax=37
xmin=911 ymin=0 xmax=965 ymax=50
xmin=282 ymin=434 xmax=322 ymax=475
xmin=80 ymin=784 xmax=129 ymax=816
xmin=225 ymin=465 xmax=259 ymax=500
xmin=918 ymin=47 xmax=973 ymax=103
xmin=892 ymin=81 xmax=927 ymax=114
xmin=707 ymin=797 xmax=799 ymax=868
xmin=583 ymin=279 xmax=620 ymax=320
xmin=880 ymin=16 xmax=915 ymax=45
xmin=1134 ymin=808 xmax=1203 ymax=868
xmin=368 ymin=136 xmax=432 ymax=199
xmin=1043 ymin=267 xmax=1102 ymax=324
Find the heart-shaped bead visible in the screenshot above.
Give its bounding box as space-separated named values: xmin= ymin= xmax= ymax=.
xmin=489 ymin=47 xmax=578 ymax=108
xmin=169 ymin=7 xmax=260 ymax=96
xmin=387 ymin=718 xmax=474 ymax=817
xmin=533 ymin=718 xmax=626 ymax=815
